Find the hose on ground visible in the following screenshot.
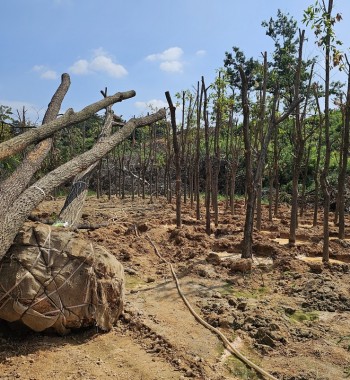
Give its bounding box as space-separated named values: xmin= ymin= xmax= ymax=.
xmin=145 ymin=234 xmax=279 ymax=380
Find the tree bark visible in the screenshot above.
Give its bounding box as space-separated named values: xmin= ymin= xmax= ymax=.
xmin=212 ymin=72 xmax=222 ymax=227
xmin=337 ymin=59 xmax=350 ymax=239
xmin=273 ymin=120 xmax=280 ymax=217
xmin=165 ymin=91 xmax=182 ymax=228
xmin=321 ymin=0 xmax=334 ymax=262
xmin=255 ymin=52 xmax=268 ymax=231
xmin=195 ymin=81 xmax=203 ymax=220
xmin=239 ymin=67 xmax=253 ymax=258
xmin=289 ymin=30 xmax=306 ymax=246
xmin=58 ymin=108 xmax=114 ymax=227
xmin=313 ymin=84 xmax=323 ymax=227
xmin=0 ymin=108 xmax=165 ymax=261
xmin=299 ymin=146 xmax=311 ymax=218
xmin=0 ymin=73 xmax=70 ymax=210
xmin=0 ymin=90 xmax=135 ymax=160
xmin=202 ymin=77 xmax=211 ymax=235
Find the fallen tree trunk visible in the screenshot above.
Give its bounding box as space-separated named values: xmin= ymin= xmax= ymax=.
xmin=58 ymin=106 xmax=115 ymax=227
xmin=0 ymin=73 xmax=71 ymax=211
xmin=0 ymin=109 xmax=166 ymax=261
xmin=0 ymin=89 xmax=136 ymax=160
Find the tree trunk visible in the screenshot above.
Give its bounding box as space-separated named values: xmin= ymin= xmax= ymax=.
xmin=337 ymin=60 xmax=350 ymax=238
xmin=195 ymin=81 xmax=203 ymax=221
xmin=212 ymin=72 xmax=222 ymax=227
xmin=273 ymin=121 xmax=280 ymax=217
xmin=58 ymin=107 xmax=114 ymax=226
xmin=202 ymin=77 xmax=211 ymax=235
xmin=0 ymin=108 xmax=166 ymax=260
xmin=255 ymin=52 xmax=268 ymax=232
xmin=313 ymin=85 xmax=323 ymax=227
xmin=0 ymin=90 xmax=135 ymax=160
xmin=300 ymin=146 xmax=311 ymax=218
xmin=268 ymin=167 xmax=274 ymax=221
xmin=289 ymin=30 xmax=305 ymax=246
xmin=165 ymin=91 xmax=181 ymax=228
xmin=322 ymin=0 xmax=334 ymax=262
xmin=0 ymin=73 xmax=70 ymax=211
xmin=239 ymin=67 xmax=253 ymax=258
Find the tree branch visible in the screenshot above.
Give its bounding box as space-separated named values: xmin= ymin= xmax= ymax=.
xmin=0 ymin=90 xmax=136 ymax=160
xmin=0 ymin=108 xmax=166 ymax=261
xmin=275 ymin=97 xmax=305 ymax=125
xmin=0 ymin=73 xmax=71 ymax=210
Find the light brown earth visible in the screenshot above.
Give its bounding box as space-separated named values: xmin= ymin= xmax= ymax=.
xmin=1 ymin=196 xmax=350 ymax=380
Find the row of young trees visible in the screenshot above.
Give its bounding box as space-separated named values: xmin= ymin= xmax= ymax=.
xmin=1 ymin=1 xmax=349 ymax=263
xmin=172 ymin=0 xmax=350 ymax=262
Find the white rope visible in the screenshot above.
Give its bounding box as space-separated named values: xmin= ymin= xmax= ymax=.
xmin=33 ymin=185 xmax=46 ymax=197
xmin=29 ymin=243 xmax=95 ymax=309
xmin=0 ymin=250 xmax=42 ymax=304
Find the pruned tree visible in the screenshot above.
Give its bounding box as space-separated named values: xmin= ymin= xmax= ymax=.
xmin=337 ymin=56 xmax=350 ymax=239
xmin=288 ymin=30 xmax=316 ymax=246
xmin=303 ymin=0 xmax=342 ymax=262
xmin=225 ymin=46 xmax=303 ymax=258
xmin=202 ymin=77 xmax=212 ymax=235
xmin=165 ymin=91 xmax=182 ymax=228
xmin=195 ymin=81 xmax=204 ymax=220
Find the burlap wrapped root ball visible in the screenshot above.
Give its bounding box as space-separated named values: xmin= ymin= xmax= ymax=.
xmin=0 ymin=222 xmax=125 ymax=334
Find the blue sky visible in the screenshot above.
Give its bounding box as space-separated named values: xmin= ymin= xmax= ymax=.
xmin=1 ymin=0 xmax=350 ymax=123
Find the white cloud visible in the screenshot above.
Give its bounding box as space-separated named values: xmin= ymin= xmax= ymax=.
xmin=69 ymin=59 xmax=90 ymax=75
xmin=92 ymin=47 xmax=108 ymax=57
xmin=32 ymin=65 xmax=58 ymax=80
xmin=69 ymin=50 xmax=128 ymax=78
xmin=90 ymin=55 xmax=127 ymax=78
xmin=146 ymin=47 xmax=183 ymax=62
xmin=196 ymin=50 xmax=206 ymax=56
xmin=146 ymin=47 xmax=184 ymax=73
xmin=41 ymin=70 xmax=58 ymax=80
xmin=135 ymin=99 xmax=168 ymax=111
xmin=32 ymin=65 xmax=44 ymax=72
xmin=160 ymin=61 xmax=183 ymax=73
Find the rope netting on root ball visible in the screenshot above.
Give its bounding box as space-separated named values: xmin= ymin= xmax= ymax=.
xmin=0 ymin=222 xmax=125 ymax=335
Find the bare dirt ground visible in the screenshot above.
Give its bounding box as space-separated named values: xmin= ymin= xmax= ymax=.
xmin=1 ymin=196 xmax=350 ymax=380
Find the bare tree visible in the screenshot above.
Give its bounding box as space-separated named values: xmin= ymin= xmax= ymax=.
xmin=202 ymin=77 xmax=212 ymax=235
xmin=165 ymin=91 xmax=182 ymax=228
xmin=337 ymin=56 xmax=350 ymax=239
